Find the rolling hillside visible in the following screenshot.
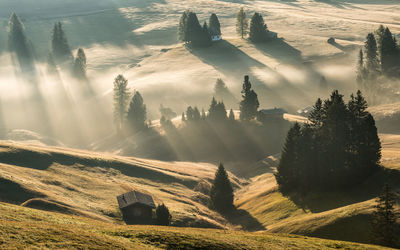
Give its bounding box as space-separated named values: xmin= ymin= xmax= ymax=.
xmin=235 ymin=133 xmax=400 ymax=245
xmin=0 ymin=141 xmax=246 ymax=229
xmin=0 ymin=202 xmax=390 ymax=249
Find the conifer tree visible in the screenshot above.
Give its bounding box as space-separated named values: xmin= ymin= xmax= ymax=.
xmin=275 ymin=123 xmax=302 ymax=193
xmin=193 ymin=107 xmax=201 ymax=121
xmin=156 ymin=204 xmax=172 ymax=226
xmin=249 ymin=13 xmax=268 ymax=43
xmin=8 ymin=13 xmax=34 ymax=71
xmin=356 ymin=49 xmax=367 ymax=87
xmin=229 ymin=109 xmax=235 ymax=121
xmin=208 ymin=98 xmax=227 ymax=121
xmin=186 ymin=106 xmax=194 ymax=121
xmin=200 ymin=22 xmax=212 ymax=47
xmin=372 ymin=184 xmax=397 ymax=247
xmin=51 ymin=22 xmax=72 ymax=62
xmin=236 ymin=8 xmax=248 ymax=39
xmin=113 ymin=75 xmax=130 ymax=132
xmin=181 ymin=112 xmax=186 ymax=122
xmin=201 ymin=108 xmax=206 ymax=120
xmin=364 ymin=33 xmax=379 ymax=78
xmin=127 ymin=91 xmax=147 ymax=131
xmin=209 ymin=163 xmax=234 ymax=213
xmin=239 ymin=75 xmax=259 ymax=121
xmin=73 ymin=48 xmax=87 ymax=79
xmin=209 ymin=13 xmax=221 ymax=37
xmin=178 ymin=10 xmax=189 ymax=42
xmin=379 ymin=27 xmax=397 ymax=75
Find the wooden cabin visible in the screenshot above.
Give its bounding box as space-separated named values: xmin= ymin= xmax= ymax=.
xmin=117 ymin=190 xmax=156 ymax=225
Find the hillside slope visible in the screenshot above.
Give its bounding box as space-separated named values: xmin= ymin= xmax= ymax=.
xmin=235 ymin=133 xmax=400 ymax=245
xmin=0 ymin=141 xmax=245 ymax=229
xmin=0 ymin=202 xmax=390 ymax=249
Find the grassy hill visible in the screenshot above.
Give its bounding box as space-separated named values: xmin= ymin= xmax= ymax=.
xmin=0 ymin=202 xmax=390 ymax=249
xmin=0 ymin=141 xmax=247 ymax=229
xmin=235 ymin=133 xmax=400 ymax=245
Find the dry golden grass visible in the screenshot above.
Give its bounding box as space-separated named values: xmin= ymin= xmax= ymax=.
xmin=0 ymin=141 xmax=245 ymax=229
xmin=0 ymin=202 xmax=389 ymax=249
xmin=380 ymin=133 xmax=400 ymax=170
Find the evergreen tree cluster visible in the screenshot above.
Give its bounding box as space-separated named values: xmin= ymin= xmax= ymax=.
xmin=113 ymin=75 xmax=148 ymax=134
xmin=357 ymin=26 xmax=400 ymax=92
xmin=178 ymin=10 xmax=221 ymax=47
xmin=275 ymin=90 xmax=381 ymax=194
xmin=7 ymin=13 xmax=87 ymax=79
xmin=236 ymin=9 xmax=274 ymax=42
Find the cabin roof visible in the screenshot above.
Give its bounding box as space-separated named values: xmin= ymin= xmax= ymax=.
xmin=117 ymin=190 xmax=156 ymax=209
xmin=260 ymin=108 xmax=286 ymax=115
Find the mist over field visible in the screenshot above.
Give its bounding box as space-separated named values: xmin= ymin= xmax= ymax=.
xmin=0 ymin=0 xmax=400 ymax=249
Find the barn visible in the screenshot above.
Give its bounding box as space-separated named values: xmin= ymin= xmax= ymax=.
xmin=117 ymin=190 xmax=156 ymax=224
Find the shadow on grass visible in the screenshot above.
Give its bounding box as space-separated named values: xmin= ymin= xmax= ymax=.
xmin=223 ymin=207 xmax=265 ymax=231
xmin=0 ymin=177 xmax=45 ymax=204
xmin=0 ymin=141 xmax=197 ymax=189
xmin=286 ymin=167 xmax=400 ymax=213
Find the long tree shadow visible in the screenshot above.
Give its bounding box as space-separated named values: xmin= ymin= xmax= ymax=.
xmin=286 ymin=168 xmax=400 ymax=213
xmin=223 ymin=207 xmax=265 ymax=231
xmin=0 ymin=143 xmax=197 ymax=188
xmin=188 ymin=40 xmax=306 ymax=110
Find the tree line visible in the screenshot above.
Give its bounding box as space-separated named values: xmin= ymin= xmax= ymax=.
xmin=276 ymin=90 xmax=381 ymax=194
xmin=178 ymin=8 xmax=276 ymax=47
xmin=8 ymin=13 xmax=87 ymax=79
xmin=357 ymin=25 xmax=400 ymax=100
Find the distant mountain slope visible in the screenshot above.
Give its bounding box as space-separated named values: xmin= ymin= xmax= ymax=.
xmin=0 ymin=202 xmax=389 ymax=249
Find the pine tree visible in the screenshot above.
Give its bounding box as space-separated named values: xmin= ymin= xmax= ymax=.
xmin=186 ymin=106 xmax=194 ymax=121
xmin=51 ymin=22 xmax=72 ymax=62
xmin=209 ymin=13 xmax=221 ymax=37
xmin=178 ymin=10 xmax=189 ymax=42
xmin=193 ymin=107 xmax=201 ymax=121
xmin=364 ymin=33 xmax=379 ymax=78
xmin=209 ymin=163 xmax=234 ymax=213
xmin=8 ymin=13 xmax=34 ymax=71
xmin=239 ymin=75 xmax=259 ymax=121
xmin=127 ymin=91 xmax=147 ymax=131
xmin=308 ymin=98 xmax=324 ymax=127
xmin=113 ymin=75 xmax=130 ymax=132
xmin=356 ymin=49 xmax=367 ymax=87
xmin=73 ymin=48 xmax=87 ymax=79
xmin=379 ymin=27 xmax=397 ymax=75
xmin=236 ymin=8 xmax=248 ymax=39
xmin=186 ymin=12 xmax=203 ymax=45
xmin=201 ymin=108 xmax=206 ymax=120
xmin=249 ymin=13 xmax=268 ymax=43
xmin=275 ymin=123 xmax=302 ymax=193
xmin=372 ymin=184 xmax=397 ymax=247
xmin=229 ymin=109 xmax=235 ymax=121
xmin=156 ymin=204 xmax=172 ymax=226
xmin=181 ymin=112 xmax=186 ymax=122
xmin=199 ymin=22 xmax=212 ymax=47
xmin=208 ymin=98 xmax=227 ymax=121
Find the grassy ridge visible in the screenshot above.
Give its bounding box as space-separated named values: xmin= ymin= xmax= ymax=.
xmin=0 ymin=141 xmax=245 ymax=229
xmin=0 ymin=202 xmax=388 ymax=249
